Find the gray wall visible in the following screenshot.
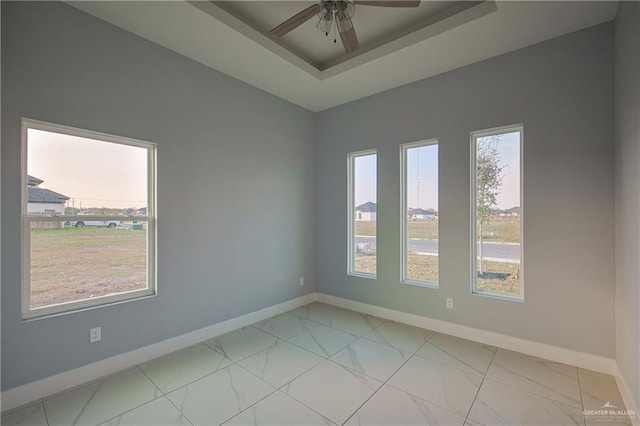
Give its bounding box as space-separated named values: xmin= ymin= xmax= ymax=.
xmin=614 ymin=1 xmax=640 ymax=410
xmin=0 ymin=0 xmax=624 ymax=394
xmin=1 ymin=2 xmax=316 ymax=390
xmin=316 ymin=23 xmax=615 ymax=357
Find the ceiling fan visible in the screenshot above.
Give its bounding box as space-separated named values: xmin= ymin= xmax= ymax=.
xmin=270 ymin=0 xmax=421 ymax=53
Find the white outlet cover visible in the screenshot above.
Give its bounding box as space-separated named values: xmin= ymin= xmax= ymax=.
xmin=90 ymin=327 xmax=101 ymax=343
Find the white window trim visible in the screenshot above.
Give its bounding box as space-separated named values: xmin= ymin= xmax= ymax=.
xmin=347 ymin=149 xmax=377 ymax=279
xmin=21 ymin=118 xmax=158 ymax=319
xmin=400 ymin=139 xmax=439 ymax=288
xmin=470 ymin=124 xmax=524 ymax=302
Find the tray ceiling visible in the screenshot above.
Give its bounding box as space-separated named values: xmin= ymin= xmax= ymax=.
xmin=214 ymin=1 xmax=487 ymax=70
xmin=67 ymin=1 xmax=618 ymax=111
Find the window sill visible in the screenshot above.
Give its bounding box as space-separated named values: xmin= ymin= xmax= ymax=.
xmin=401 ymin=280 xmax=438 ymax=289
xmin=348 ymin=272 xmax=377 ymax=280
xmin=472 ymin=290 xmax=524 ymax=303
xmin=22 ymin=290 xmax=156 ymax=321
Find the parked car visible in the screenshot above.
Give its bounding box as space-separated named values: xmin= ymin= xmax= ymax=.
xmin=65 ymin=220 xmax=121 ymax=228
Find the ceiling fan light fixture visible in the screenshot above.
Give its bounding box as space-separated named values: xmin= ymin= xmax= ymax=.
xmin=336 ymin=10 xmax=353 ymax=33
xmin=316 ymin=6 xmax=333 ymax=34
xmin=342 ymin=2 xmax=356 ymax=19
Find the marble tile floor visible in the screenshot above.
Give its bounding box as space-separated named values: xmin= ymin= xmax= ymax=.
xmin=2 ymin=302 xmax=632 ymax=426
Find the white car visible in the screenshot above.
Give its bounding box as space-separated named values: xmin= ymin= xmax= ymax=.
xmin=66 ymin=220 xmax=121 ymax=228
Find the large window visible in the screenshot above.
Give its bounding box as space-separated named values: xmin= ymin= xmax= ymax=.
xmin=471 ymin=125 xmax=523 ymax=300
xmin=348 ymin=150 xmax=377 ymax=277
xmin=22 ymin=119 xmax=156 ymax=318
xmin=401 ymin=140 xmax=439 ymax=287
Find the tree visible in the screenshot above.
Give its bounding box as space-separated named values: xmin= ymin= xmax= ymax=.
xmin=476 ymin=135 xmax=505 ymax=274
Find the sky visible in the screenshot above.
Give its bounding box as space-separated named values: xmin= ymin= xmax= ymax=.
xmin=27 ymin=129 xmax=148 ymax=209
xmin=478 ymin=131 xmax=521 ymax=210
xmin=406 ymin=143 xmax=438 ymax=210
xmin=354 ymin=154 xmax=376 ymax=206
xmin=29 ymin=127 xmax=518 ymax=212
xmin=353 ymin=131 xmax=521 ymax=211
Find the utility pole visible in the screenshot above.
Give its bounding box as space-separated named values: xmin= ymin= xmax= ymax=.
xmin=416 ymin=149 xmax=420 ymax=209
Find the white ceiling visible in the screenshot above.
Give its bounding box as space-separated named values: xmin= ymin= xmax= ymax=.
xmin=214 ymin=1 xmax=485 ymax=70
xmin=68 ymin=1 xmax=618 ymax=112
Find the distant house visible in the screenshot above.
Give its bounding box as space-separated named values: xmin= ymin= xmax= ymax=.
xmin=496 ymin=207 xmax=520 ymax=217
xmin=408 ymin=208 xmax=436 ymax=220
xmin=355 ymin=202 xmax=376 ymax=221
xmin=504 ymin=206 xmax=520 ymax=216
xmin=27 ymin=175 xmax=69 ymax=215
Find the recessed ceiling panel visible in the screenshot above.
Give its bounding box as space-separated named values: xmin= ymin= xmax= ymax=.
xmin=215 ymin=1 xmax=483 ymax=70
xmin=67 ymin=1 xmax=619 ymax=111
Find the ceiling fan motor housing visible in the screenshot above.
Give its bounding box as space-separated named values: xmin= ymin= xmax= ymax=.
xmin=317 ymin=1 xmax=356 ymax=36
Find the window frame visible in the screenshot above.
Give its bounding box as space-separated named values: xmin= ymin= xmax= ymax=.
xmin=470 ymin=124 xmax=524 ymax=301
xmin=21 ymin=118 xmax=157 ymax=319
xmin=347 ymin=149 xmax=377 ymax=279
xmin=400 ymin=139 xmax=439 ymax=288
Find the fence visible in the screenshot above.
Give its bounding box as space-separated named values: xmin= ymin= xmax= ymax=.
xmin=30 ymin=221 xmax=64 ymax=230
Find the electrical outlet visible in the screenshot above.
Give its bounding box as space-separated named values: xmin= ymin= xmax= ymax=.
xmin=446 ymin=298 xmax=454 ymax=310
xmin=89 ymin=327 xmax=101 ymax=343
xmin=299 ymin=277 xmax=305 ymax=287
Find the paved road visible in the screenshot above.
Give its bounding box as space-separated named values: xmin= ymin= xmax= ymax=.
xmin=355 ymin=236 xmax=520 ymax=262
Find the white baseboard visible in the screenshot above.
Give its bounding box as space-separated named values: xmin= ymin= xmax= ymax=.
xmin=2 ymin=291 xmax=624 ymax=414
xmin=1 ymin=293 xmax=315 ymax=412
xmin=615 ymin=365 xmax=640 ymax=426
xmin=316 ymin=293 xmax=617 ymax=375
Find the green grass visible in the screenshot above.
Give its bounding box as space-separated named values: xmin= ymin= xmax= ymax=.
xmin=475 ymin=260 xmax=521 ymax=295
xmin=354 ymin=221 xmax=377 ymax=237
xmin=407 ymin=220 xmax=438 ymax=239
xmin=478 ymin=219 xmax=521 ymax=244
xmin=404 ymin=255 xmax=519 ymax=295
xmin=356 ymin=218 xmax=520 ymax=243
xmin=355 ymin=251 xmax=520 ymax=296
xmin=354 ymin=253 xmax=376 ymax=275
xmin=406 ymin=254 xmax=438 ymax=283
xmin=30 ymin=226 xmax=147 ymax=309
xmin=30 ymin=221 xmax=520 ymax=310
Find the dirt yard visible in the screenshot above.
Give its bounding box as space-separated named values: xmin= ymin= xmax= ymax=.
xmin=30 ymin=227 xmax=147 ymax=309
xmin=356 ymin=253 xmax=520 ymax=295
xmin=30 ymin=225 xmax=519 ymax=310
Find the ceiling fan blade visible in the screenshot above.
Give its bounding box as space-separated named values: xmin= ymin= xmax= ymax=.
xmin=340 ymin=26 xmax=360 ymax=53
xmin=270 ymin=4 xmax=322 ymax=37
xmin=354 ymin=0 xmax=420 ymax=7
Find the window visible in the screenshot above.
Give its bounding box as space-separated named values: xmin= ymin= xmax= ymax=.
xmin=22 ymin=119 xmax=156 ymax=318
xmin=348 ymin=150 xmax=377 ymax=277
xmin=401 ymin=140 xmax=439 ymax=287
xmin=471 ymin=125 xmax=523 ymax=300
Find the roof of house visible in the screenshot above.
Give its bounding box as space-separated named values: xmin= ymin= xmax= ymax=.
xmin=27 ymin=175 xmax=44 ymax=187
xmin=355 ymin=202 xmax=376 ymax=213
xmin=28 ymin=187 xmax=70 ymax=204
